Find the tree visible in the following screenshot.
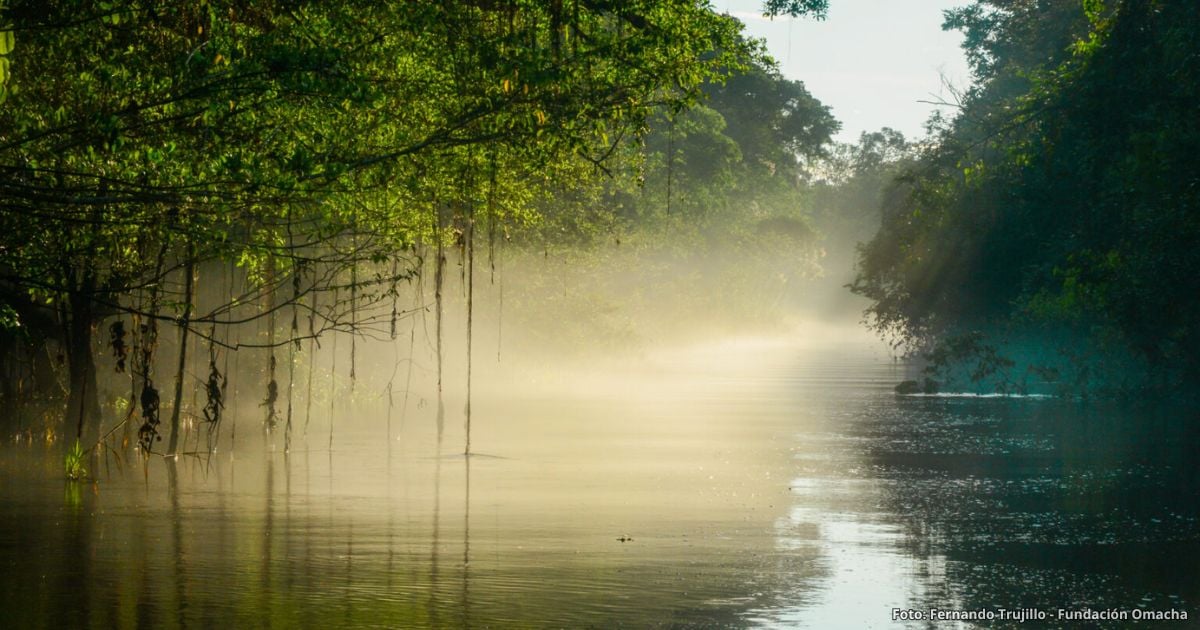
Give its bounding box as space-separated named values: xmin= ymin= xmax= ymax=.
xmin=852 ymin=0 xmax=1200 ymax=395
xmin=0 ymin=1 xmax=822 ymax=445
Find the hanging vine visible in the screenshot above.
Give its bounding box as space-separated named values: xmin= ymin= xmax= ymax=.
xmin=666 ymin=112 xmax=676 ymax=215
xmin=208 ymin=263 xmax=232 ymax=454
xmin=464 ymin=190 xmax=476 ymax=457
xmin=263 ymin=354 xmax=279 ymax=431
xmin=166 ymin=236 xmax=195 ymax=456
xmin=263 ymin=260 xmax=280 ymax=432
xmin=229 ymin=263 xmax=242 ymax=452
xmin=108 ymin=320 xmax=128 ymax=373
xmin=202 ymin=353 xmax=225 ymax=427
xmin=121 ymin=310 xmax=140 ymax=446
xmin=385 ymin=253 xmax=401 ymax=443
xmin=135 ymin=235 xmax=169 ymax=454
xmin=285 ymin=244 xmax=301 ymax=452
xmin=433 ymin=201 xmax=446 ymax=443
xmin=487 ymin=151 xmax=503 ymax=363
xmin=284 ymin=210 xmax=300 ymax=452
xmin=137 ymin=376 xmax=161 ymax=452
xmin=328 ymin=284 xmax=338 ymax=450
xmin=389 ymin=256 xmax=400 ymax=340
xmin=304 ymin=286 xmax=316 ymax=435
xmin=349 ymin=208 xmax=358 ymax=391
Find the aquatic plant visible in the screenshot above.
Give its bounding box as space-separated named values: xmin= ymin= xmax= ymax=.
xmin=64 ymin=439 xmax=87 ymax=481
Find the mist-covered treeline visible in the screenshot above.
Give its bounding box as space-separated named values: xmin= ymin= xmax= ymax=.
xmin=500 ymin=54 xmax=853 ymax=353
xmin=0 ymin=1 xmax=877 ymax=460
xmin=852 ymin=0 xmax=1200 ymax=397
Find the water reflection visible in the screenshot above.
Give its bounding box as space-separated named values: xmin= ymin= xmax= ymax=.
xmin=167 ymin=461 xmax=185 ymax=629
xmin=427 ymin=452 xmax=440 ymax=626
xmin=463 ymin=452 xmax=472 ymax=629
xmin=756 ymin=390 xmax=1200 ymax=627
xmin=868 ymin=398 xmax=1200 ymax=626
xmin=0 ymin=338 xmax=1197 ymax=627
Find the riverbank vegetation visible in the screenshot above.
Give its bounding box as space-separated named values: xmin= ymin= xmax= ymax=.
xmin=0 ymin=1 xmax=861 ymax=461
xmin=852 ymin=0 xmax=1200 ymax=398
xmin=5 ymin=0 xmax=1191 ymax=473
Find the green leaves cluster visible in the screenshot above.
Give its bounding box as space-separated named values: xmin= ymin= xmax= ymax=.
xmin=0 ymin=1 xmax=745 ymax=283
xmin=64 ymin=438 xmax=87 ymax=480
xmin=0 ymin=0 xmax=821 ymax=432
xmin=852 ymin=0 xmax=1200 ymax=396
xmin=0 ymin=1 xmax=11 ymax=105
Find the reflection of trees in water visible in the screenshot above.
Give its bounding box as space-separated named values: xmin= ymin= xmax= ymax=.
xmin=462 ymin=454 xmax=471 ymax=629
xmin=168 ymin=461 xmax=186 ymax=629
xmin=859 ymin=398 xmax=1200 ymax=617
xmin=0 ymin=346 xmax=852 ymax=628
xmin=261 ymin=456 xmax=273 ymax=625
xmin=0 ymin=463 xmax=807 ymax=626
xmin=428 ymin=452 xmax=442 ymax=627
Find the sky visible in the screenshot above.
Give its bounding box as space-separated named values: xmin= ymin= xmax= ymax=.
xmin=722 ymin=0 xmax=972 ymax=144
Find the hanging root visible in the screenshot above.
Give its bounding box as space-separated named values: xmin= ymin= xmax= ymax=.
xmin=137 ymin=380 xmax=161 ymax=452
xmin=203 ymin=357 xmax=225 ymax=426
xmin=389 ymin=256 xmax=399 ymax=340
xmin=263 ymin=355 xmax=279 ymax=430
xmin=108 ymin=320 xmax=128 ymax=373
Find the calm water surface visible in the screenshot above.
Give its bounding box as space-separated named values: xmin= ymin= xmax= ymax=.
xmin=1 ymin=337 xmax=1198 ymax=628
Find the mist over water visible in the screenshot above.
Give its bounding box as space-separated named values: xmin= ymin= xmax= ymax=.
xmin=4 ymin=179 xmax=1197 ymax=627
xmin=4 ymin=0 xmax=1199 ymax=626
xmin=3 ymin=303 xmax=1197 ymax=627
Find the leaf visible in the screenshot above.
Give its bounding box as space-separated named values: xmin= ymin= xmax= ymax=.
xmin=0 ymin=30 xmax=13 ymax=55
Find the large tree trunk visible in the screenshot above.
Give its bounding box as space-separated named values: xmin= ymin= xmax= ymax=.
xmin=66 ymin=286 xmax=100 ymax=444
xmin=66 ymin=204 xmax=105 ymax=444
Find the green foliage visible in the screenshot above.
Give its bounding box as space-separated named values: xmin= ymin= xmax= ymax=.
xmin=922 ymin=331 xmax=1017 ymax=393
xmin=762 ymin=0 xmax=829 ymax=19
xmin=499 ymin=48 xmax=840 ymax=351
xmin=0 ymin=0 xmax=780 ymax=434
xmin=64 ymin=439 xmax=87 ymax=480
xmin=706 ymin=60 xmax=838 ymax=174
xmin=809 ymin=128 xmax=914 ymax=276
xmin=853 ymin=0 xmax=1200 ymax=396
xmin=0 ymin=303 xmax=18 ymax=331
xmin=528 ymin=52 xmax=838 ymax=244
xmin=0 ymin=2 xmax=11 ymax=106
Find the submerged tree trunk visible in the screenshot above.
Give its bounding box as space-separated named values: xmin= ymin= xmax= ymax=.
xmin=66 ymin=286 xmax=100 ymax=443
xmin=66 ymin=207 xmax=103 ymax=444
xmin=167 ymin=247 xmax=196 ymax=456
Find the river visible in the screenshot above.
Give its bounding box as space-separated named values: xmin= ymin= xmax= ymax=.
xmin=1 ymin=335 xmax=1197 ymax=627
